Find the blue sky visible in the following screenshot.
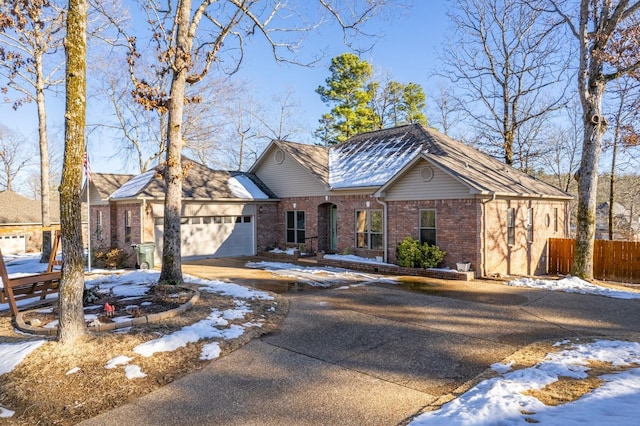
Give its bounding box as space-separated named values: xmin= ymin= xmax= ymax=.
xmin=0 ymin=1 xmax=449 ymax=177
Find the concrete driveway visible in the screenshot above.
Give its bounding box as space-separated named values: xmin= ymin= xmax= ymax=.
xmin=82 ymin=257 xmax=640 ymax=425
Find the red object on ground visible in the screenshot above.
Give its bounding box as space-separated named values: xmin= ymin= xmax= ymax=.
xmin=104 ymin=303 xmax=115 ymax=316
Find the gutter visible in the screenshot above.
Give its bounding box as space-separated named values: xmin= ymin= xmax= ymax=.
xmin=375 ymin=196 xmax=388 ymax=263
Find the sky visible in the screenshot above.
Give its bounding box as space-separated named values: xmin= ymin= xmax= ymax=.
xmin=3 ymin=252 xmax=640 ymax=422
xmin=0 ymin=1 xmax=449 ymax=182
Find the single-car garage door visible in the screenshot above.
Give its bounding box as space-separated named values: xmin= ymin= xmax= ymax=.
xmin=154 ymin=215 xmax=255 ymax=258
xmin=0 ymin=235 xmax=26 ymax=254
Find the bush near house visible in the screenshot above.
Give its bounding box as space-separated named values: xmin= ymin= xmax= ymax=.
xmin=93 ymin=247 xmax=129 ymax=269
xmin=396 ymin=236 xmax=446 ymax=268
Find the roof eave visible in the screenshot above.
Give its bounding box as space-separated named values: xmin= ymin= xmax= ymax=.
xmin=330 ymin=185 xmax=381 ymax=192
xmin=474 ymin=190 xmax=573 ymax=200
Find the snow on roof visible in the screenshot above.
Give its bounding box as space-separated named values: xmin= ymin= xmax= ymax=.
xmin=227 ymin=175 xmax=269 ymax=200
xmin=110 ymin=170 xmax=156 ymax=199
xmin=329 ymin=133 xmax=423 ymax=189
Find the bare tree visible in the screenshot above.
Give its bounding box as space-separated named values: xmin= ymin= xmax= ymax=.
xmin=548 ymin=0 xmax=640 ymax=278
xmin=0 ymin=0 xmax=65 ymax=260
xmin=604 ymin=77 xmax=640 ymax=239
xmin=254 ymin=89 xmax=306 ymax=143
xmin=440 ymin=0 xmax=570 ymax=168
xmin=539 ymin=100 xmax=583 ymax=193
xmin=428 ymin=85 xmax=466 ymax=138
xmin=92 ymin=59 xmax=167 ymax=173
xmin=116 ymin=0 xmax=392 ymax=284
xmin=58 ymin=0 xmax=88 ymax=345
xmin=0 ymin=124 xmax=33 ymax=192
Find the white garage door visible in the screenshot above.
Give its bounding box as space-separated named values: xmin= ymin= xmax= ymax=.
xmin=0 ymin=235 xmax=26 ymax=255
xmin=155 ymin=215 xmax=255 ymax=258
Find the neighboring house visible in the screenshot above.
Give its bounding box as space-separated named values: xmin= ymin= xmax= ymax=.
xmin=249 ymin=124 xmax=572 ymax=277
xmin=595 ymin=201 xmax=640 ymax=241
xmin=84 ymin=160 xmax=277 ymax=267
xmin=0 ymin=190 xmax=61 ymax=254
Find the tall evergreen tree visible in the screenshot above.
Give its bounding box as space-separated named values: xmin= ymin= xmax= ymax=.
xmin=315 ymin=53 xmax=378 ymax=144
xmin=401 ymin=82 xmax=428 ymax=126
xmin=317 ymin=54 xmax=429 ymax=143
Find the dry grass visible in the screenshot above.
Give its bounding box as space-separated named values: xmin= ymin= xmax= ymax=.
xmin=0 ymin=288 xmax=288 ymax=425
xmin=524 ymin=359 xmax=640 ymax=407
xmin=418 ymin=339 xmax=640 ymax=422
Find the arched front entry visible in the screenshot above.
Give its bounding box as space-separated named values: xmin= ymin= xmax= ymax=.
xmin=318 ymin=203 xmax=338 ymax=253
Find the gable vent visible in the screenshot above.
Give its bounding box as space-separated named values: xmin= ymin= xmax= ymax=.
xmin=421 ymin=166 xmax=434 ymax=182
xmin=274 ymin=149 xmax=285 ymax=164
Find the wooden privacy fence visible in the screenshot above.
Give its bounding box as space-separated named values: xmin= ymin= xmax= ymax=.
xmin=549 ymin=238 xmax=640 ymax=284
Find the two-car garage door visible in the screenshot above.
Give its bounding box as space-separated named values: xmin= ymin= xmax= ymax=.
xmin=154 ymin=215 xmax=255 ymax=259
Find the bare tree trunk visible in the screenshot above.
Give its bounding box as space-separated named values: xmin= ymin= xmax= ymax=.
xmin=57 ymin=0 xmax=88 ymax=344
xmin=36 ymin=50 xmax=52 ymax=263
xmin=609 ymin=133 xmax=618 ymax=240
xmin=159 ymin=0 xmax=192 ymax=285
xmin=572 ymin=86 xmax=605 ymax=279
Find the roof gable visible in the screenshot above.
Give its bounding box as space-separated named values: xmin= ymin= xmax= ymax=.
xmin=89 ymin=173 xmax=135 ymax=200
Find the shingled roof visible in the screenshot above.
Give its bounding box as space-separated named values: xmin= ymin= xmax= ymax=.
xmin=0 ymin=190 xmax=61 ymax=224
xmin=109 ymin=158 xmax=276 ymax=200
xmin=89 ymin=173 xmax=135 ymax=200
xmin=274 ymin=140 xmax=330 ymax=186
xmin=273 ymin=124 xmax=570 ymax=199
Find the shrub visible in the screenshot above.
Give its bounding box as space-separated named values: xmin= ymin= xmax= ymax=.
xmin=93 ymin=247 xmax=128 ymax=269
xmin=397 ymin=236 xmax=422 ymax=267
xmin=420 ymin=242 xmax=447 ymax=268
xmin=396 ymin=236 xmax=446 ymax=268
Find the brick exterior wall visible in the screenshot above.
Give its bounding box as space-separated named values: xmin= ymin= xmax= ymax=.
xmin=386 ymin=199 xmax=481 ymax=270
xmin=256 ymin=195 xmax=569 ymax=278
xmin=263 ymin=195 xmax=385 ymax=259
xmin=90 ymin=205 xmax=112 ymax=252
xmin=90 ymin=202 xmax=143 ymax=268
xmin=483 ymin=198 xmax=568 ymax=277
xmin=256 ymin=203 xmax=280 ymax=252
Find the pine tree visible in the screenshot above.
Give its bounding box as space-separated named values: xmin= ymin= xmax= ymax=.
xmin=315 ymin=53 xmax=378 ymax=144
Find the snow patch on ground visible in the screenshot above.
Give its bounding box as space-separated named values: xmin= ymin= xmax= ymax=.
xmin=246 ymin=260 xmax=397 ymax=287
xmin=410 ymin=340 xmax=640 ymax=426
xmin=508 ymin=276 xmax=640 ymax=299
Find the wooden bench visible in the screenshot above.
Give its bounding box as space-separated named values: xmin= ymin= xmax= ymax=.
xmin=0 ymin=231 xmax=62 ymax=316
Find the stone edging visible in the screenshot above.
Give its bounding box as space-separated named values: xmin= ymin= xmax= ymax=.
xmin=315 ymin=258 xmax=475 ymax=281
xmin=14 ymin=290 xmax=201 ymax=336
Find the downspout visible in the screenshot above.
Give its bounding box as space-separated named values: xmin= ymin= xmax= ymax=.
xmin=375 ymin=196 xmax=388 ymax=262
xmin=481 ymin=192 xmax=496 ymax=277
xmin=141 ymin=199 xmax=146 ymax=244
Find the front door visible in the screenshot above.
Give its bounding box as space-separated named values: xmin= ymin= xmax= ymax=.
xmin=330 ymin=205 xmax=338 ymax=253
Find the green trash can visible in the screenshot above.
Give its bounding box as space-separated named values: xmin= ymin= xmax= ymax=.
xmin=134 ymin=242 xmax=156 ymax=269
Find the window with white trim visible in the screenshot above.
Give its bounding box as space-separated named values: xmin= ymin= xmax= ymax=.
xmin=507 ymin=208 xmax=515 ymax=246
xmin=124 ymin=210 xmax=132 ymax=243
xmin=356 ymin=210 xmax=383 ymax=250
xmin=527 ymin=208 xmax=534 ymax=242
xmin=419 ymin=209 xmax=437 ymax=245
xmin=286 ymin=211 xmax=305 ymax=244
xmin=96 ymin=210 xmax=103 ymax=241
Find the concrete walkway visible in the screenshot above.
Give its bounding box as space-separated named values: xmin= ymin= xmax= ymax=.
xmin=82 ymin=260 xmax=640 ymax=425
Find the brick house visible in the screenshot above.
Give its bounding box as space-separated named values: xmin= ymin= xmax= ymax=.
xmin=90 ymin=124 xmax=570 ymax=277
xmin=249 ymin=124 xmax=572 ymax=277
